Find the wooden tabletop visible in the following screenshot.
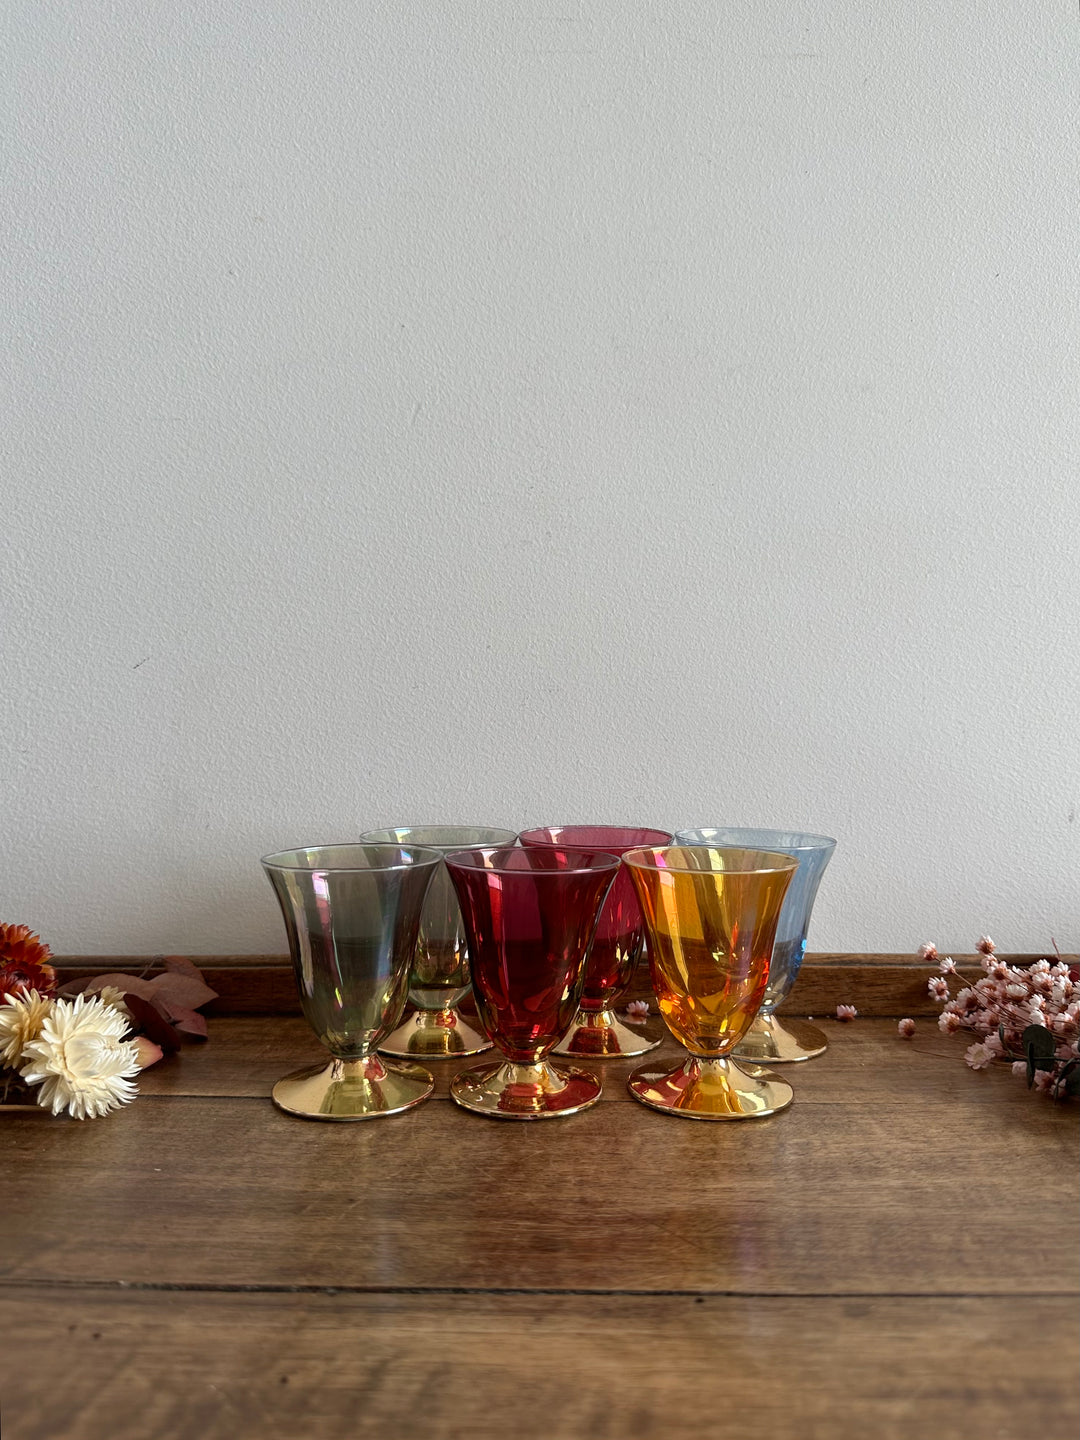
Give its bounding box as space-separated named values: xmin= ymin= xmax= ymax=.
xmin=3 ymin=1012 xmax=1077 ymax=1440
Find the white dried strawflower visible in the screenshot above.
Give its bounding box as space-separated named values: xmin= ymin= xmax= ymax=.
xmin=20 ymin=993 xmax=141 ymax=1120
xmin=0 ymin=989 xmax=53 ymax=1068
xmin=897 ymin=1018 xmax=916 ymax=1039
xmin=95 ymin=985 xmax=132 ymax=1022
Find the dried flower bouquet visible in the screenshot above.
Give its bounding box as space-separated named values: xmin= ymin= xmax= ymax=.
xmin=0 ymin=924 xmax=217 ymax=1119
xmin=919 ymin=937 xmax=1080 ymax=1100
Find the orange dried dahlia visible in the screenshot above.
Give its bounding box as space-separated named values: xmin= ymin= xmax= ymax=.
xmin=0 ymin=924 xmax=57 ymax=1001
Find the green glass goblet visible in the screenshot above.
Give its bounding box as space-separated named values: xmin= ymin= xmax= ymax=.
xmin=262 ymin=843 xmax=442 ymax=1119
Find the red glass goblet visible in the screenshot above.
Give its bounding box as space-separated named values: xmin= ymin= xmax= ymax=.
xmin=444 ymin=847 xmax=620 ymax=1119
xmin=518 ymin=826 xmax=673 ymax=1057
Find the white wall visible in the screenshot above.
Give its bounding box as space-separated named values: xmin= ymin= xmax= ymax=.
xmin=2 ymin=1 xmax=1078 ymax=956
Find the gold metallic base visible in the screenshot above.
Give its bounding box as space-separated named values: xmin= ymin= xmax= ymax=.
xmin=733 ymin=1012 xmax=828 ymax=1064
xmin=553 ymin=1006 xmax=664 ymax=1058
xmin=272 ymin=1055 xmax=434 ymax=1120
xmin=450 ymin=1058 xmax=602 ymax=1120
xmin=628 ymin=1054 xmax=794 ymax=1120
xmin=379 ymin=1006 xmax=493 ymax=1058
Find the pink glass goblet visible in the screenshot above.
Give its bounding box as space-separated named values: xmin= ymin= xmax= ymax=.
xmin=518 ymin=826 xmax=673 ymax=1057
xmin=444 ymin=847 xmax=620 ymax=1119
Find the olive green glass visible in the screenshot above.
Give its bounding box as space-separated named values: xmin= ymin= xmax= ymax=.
xmin=261 ymin=843 xmax=442 ymax=1119
xmin=360 ymin=826 xmax=518 ymax=1058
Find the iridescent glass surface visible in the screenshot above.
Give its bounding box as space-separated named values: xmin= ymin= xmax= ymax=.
xmin=262 ymin=843 xmax=441 ymax=1119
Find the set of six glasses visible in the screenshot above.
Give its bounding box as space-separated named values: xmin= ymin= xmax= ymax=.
xmin=260 ymin=825 xmax=836 ymax=1123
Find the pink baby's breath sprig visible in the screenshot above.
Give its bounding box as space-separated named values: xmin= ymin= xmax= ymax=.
xmin=920 ymin=939 xmax=1079 ymax=1100
xmin=964 ymin=1041 xmax=996 ymax=1071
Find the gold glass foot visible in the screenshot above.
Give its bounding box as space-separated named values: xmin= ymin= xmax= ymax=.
xmin=553 ymin=1006 xmax=664 ymax=1058
xmin=733 ymin=1012 xmax=828 ymax=1064
xmin=272 ymin=1054 xmax=434 ymax=1120
xmin=450 ymin=1058 xmax=602 ymax=1120
xmin=379 ymin=1006 xmax=493 ymax=1058
xmin=628 ymin=1054 xmax=794 ymax=1120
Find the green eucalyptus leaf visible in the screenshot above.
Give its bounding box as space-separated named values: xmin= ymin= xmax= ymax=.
xmin=1021 ymin=1025 xmax=1056 ymax=1059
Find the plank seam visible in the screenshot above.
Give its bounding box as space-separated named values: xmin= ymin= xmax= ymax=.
xmin=2 ymin=1278 xmax=1076 ymax=1300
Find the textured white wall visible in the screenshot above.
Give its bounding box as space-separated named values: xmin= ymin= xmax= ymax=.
xmin=2 ymin=2 xmax=1078 ymax=956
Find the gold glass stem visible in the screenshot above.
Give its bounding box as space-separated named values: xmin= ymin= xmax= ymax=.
xmin=628 ymin=1053 xmax=793 ymax=1120
xmin=733 ymin=1012 xmax=828 ymax=1064
xmin=450 ymin=1058 xmax=602 ymax=1120
xmin=272 ymin=1053 xmax=434 ymax=1120
xmin=379 ymin=1006 xmax=492 ymax=1059
xmin=553 ymin=1005 xmax=663 ymax=1058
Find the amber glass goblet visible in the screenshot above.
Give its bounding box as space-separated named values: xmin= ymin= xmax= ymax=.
xmin=360 ymin=826 xmax=517 ymax=1058
xmin=622 ymin=846 xmax=798 ymax=1119
xmin=674 ymin=829 xmax=837 ymax=1062
xmin=262 ymin=844 xmax=442 ymax=1120
xmin=444 ymin=847 xmax=620 ymax=1119
xmin=518 ymin=826 xmax=673 ymax=1057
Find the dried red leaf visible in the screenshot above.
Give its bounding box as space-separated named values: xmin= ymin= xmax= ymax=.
xmin=44 ymin=958 xmax=216 ymax=1049
xmin=56 ymin=976 xmax=93 ymax=998
xmin=146 ymin=971 xmax=217 ymax=1014
xmin=120 ymin=993 xmax=183 ymax=1052
xmin=165 ymin=1004 xmax=208 ymax=1039
xmin=81 ymin=973 xmax=162 ymax=1004
xmin=160 ymin=956 xmax=207 ymax=978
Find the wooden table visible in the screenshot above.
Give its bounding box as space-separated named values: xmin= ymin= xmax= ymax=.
xmin=2 ymin=959 xmax=1077 ymax=1440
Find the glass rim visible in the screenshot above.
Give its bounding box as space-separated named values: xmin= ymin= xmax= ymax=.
xmin=444 ymin=845 xmax=622 ymax=877
xmin=519 ymin=825 xmax=674 ymax=847
xmin=622 ymin=845 xmax=801 ymax=876
xmin=359 ymin=825 xmax=519 ymax=851
xmin=261 ymin=842 xmax=444 ymax=874
xmin=674 ymin=828 xmax=837 ymax=854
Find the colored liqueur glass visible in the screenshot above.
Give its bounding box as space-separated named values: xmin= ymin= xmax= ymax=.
xmin=622 ymin=846 xmax=798 ymax=1119
xmin=444 ymin=847 xmax=620 ymax=1119
xmin=360 ymin=826 xmax=517 ymax=1058
xmin=517 ymin=826 xmax=673 ymax=1057
xmin=261 ymin=844 xmax=442 ymax=1119
xmin=674 ymin=829 xmax=837 ymax=1063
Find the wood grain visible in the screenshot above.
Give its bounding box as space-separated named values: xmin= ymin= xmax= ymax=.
xmin=3 ymin=1049 xmax=1075 ymax=1295
xmin=131 ymin=1015 xmax=1056 ymax=1108
xmin=3 ymin=1288 xmax=1076 ymax=1440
